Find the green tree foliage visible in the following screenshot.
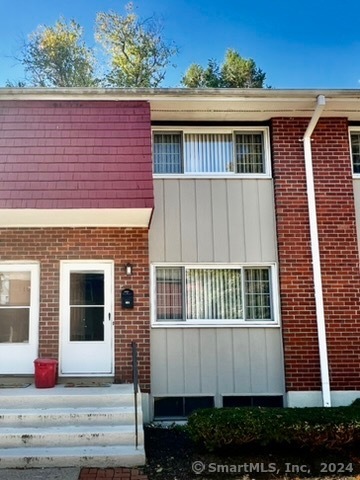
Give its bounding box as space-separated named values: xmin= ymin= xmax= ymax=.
xmin=21 ymin=19 xmax=97 ymax=87
xmin=5 ymin=80 xmax=27 ymax=88
xmin=182 ymin=60 xmax=221 ymax=88
xmin=182 ymin=49 xmax=266 ymax=88
xmin=95 ymin=3 xmax=178 ymax=87
xmin=10 ymin=3 xmax=178 ymax=88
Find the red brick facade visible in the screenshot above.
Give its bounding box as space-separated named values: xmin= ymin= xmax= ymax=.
xmin=0 ymin=227 xmax=151 ymax=391
xmin=272 ymin=117 xmax=360 ymax=392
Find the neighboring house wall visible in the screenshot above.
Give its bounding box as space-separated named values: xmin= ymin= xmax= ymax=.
xmin=0 ymin=227 xmax=151 ymax=390
xmin=149 ymin=178 xmax=285 ymax=408
xmin=272 ymin=117 xmax=360 ymax=404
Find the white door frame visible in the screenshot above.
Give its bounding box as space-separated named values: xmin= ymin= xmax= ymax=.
xmin=59 ymin=260 xmax=114 ymax=376
xmin=0 ymin=262 xmax=40 ymax=374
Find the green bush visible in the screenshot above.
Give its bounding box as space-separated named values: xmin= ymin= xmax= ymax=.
xmin=187 ymin=406 xmax=360 ymax=452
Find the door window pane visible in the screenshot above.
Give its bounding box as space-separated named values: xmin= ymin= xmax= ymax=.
xmin=69 ymin=272 xmax=105 ymax=341
xmin=70 ymin=273 xmax=104 ymax=305
xmin=0 ymin=308 xmax=29 ymax=343
xmin=70 ymin=306 xmax=104 ymax=341
xmin=0 ymin=272 xmax=31 ymax=343
xmin=0 ymin=272 xmax=30 ymax=306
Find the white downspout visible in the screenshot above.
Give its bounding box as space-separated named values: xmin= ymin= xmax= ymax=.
xmin=303 ymin=94 xmax=331 ymax=407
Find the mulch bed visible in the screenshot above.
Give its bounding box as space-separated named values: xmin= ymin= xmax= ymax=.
xmin=143 ymin=426 xmax=360 ymax=480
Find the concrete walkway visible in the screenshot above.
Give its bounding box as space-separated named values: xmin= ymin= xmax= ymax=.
xmin=0 ymin=468 xmax=148 ymax=480
xmin=79 ymin=468 xmax=148 ymax=479
xmin=0 ymin=468 xmax=80 ymax=479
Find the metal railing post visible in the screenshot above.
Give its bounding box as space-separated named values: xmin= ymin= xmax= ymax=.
xmin=131 ymin=341 xmax=139 ymax=449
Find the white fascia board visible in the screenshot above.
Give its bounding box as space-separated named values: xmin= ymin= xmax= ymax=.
xmin=0 ymin=208 xmax=153 ymax=227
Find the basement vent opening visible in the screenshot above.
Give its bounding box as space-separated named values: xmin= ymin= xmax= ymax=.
xmin=222 ymin=395 xmax=284 ymax=408
xmin=154 ymin=396 xmax=214 ymax=419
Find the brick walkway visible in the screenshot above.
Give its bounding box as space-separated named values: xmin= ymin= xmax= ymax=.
xmin=78 ymin=468 xmax=148 ymax=480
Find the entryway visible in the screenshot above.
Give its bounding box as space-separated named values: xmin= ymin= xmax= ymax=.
xmin=60 ymin=261 xmax=114 ymax=376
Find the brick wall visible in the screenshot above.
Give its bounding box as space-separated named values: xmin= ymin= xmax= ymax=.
xmin=272 ymin=117 xmax=360 ymax=392
xmin=0 ymin=227 xmax=151 ymax=391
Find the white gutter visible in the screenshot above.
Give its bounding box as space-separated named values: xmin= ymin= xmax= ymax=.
xmin=303 ymin=94 xmax=331 ymax=407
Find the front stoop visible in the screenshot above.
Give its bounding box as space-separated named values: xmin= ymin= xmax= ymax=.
xmin=0 ymin=384 xmax=145 ymax=468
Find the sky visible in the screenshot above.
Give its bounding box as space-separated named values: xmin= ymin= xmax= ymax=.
xmin=0 ymin=0 xmax=360 ymax=89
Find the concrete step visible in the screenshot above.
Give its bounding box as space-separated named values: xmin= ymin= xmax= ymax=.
xmin=0 ymin=424 xmax=144 ymax=448
xmin=0 ymin=383 xmax=145 ymax=469
xmin=0 ymin=445 xmax=145 ymax=469
xmin=0 ymin=384 xmax=135 ymax=409
xmin=0 ymin=406 xmax=142 ymax=427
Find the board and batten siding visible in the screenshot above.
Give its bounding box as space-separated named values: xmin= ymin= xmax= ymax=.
xmin=149 ymin=178 xmax=284 ymax=404
xmin=149 ymin=178 xmax=277 ymax=263
xmin=150 ymin=328 xmax=284 ymax=400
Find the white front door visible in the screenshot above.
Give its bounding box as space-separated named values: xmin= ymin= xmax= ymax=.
xmin=0 ymin=263 xmax=40 ymax=374
xmin=60 ymin=261 xmax=114 ymax=376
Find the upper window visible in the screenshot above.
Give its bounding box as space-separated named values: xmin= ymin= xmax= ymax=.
xmin=350 ymin=130 xmax=360 ymax=174
xmin=153 ymin=265 xmax=276 ymax=326
xmin=153 ymin=128 xmax=270 ymax=177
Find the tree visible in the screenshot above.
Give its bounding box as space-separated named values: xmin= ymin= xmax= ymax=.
xmin=20 ymin=19 xmax=97 ymax=87
xmin=95 ymin=3 xmax=178 ymax=87
xmin=5 ymin=80 xmax=27 ymax=88
xmin=182 ymin=49 xmax=266 ymax=88
xmin=182 ymin=60 xmax=221 ymax=88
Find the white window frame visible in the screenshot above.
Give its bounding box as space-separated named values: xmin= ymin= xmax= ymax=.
xmin=151 ymin=263 xmax=280 ymax=328
xmin=349 ymin=127 xmax=360 ymax=177
xmin=152 ymin=126 xmax=272 ymax=179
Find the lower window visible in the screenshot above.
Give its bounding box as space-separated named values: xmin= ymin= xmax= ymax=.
xmin=154 ymin=265 xmax=275 ymax=325
xmin=154 ymin=396 xmax=214 ymax=419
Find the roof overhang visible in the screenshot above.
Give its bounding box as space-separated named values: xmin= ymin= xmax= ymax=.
xmin=1 ymin=87 xmax=360 ymax=121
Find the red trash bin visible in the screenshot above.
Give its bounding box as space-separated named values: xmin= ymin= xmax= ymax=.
xmin=34 ymin=358 xmax=58 ymax=388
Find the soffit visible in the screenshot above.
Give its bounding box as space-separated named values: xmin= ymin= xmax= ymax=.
xmin=1 ymin=88 xmax=360 ymax=121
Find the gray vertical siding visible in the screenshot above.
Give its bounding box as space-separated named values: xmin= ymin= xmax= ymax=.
xmin=149 ymin=179 xmax=277 ymax=263
xmin=149 ymin=178 xmax=284 ymax=403
xmin=150 ymin=328 xmax=284 ymax=397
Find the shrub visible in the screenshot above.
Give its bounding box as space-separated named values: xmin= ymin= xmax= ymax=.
xmin=187 ymin=406 xmax=360 ymax=452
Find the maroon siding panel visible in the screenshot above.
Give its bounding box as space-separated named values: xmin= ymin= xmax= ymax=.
xmin=0 ymin=101 xmax=154 ymax=209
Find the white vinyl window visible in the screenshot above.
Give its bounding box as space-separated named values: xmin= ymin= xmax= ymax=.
xmin=153 ymin=265 xmax=276 ymax=326
xmin=350 ymin=128 xmax=360 ymax=175
xmin=153 ymin=128 xmax=271 ymax=177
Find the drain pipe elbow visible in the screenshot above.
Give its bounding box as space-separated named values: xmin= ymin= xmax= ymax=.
xmin=303 ymin=95 xmax=331 ymax=407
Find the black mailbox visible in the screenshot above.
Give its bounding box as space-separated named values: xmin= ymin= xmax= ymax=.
xmin=121 ymin=288 xmax=134 ymax=309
